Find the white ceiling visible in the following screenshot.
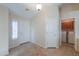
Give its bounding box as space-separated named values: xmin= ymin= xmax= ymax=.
xmin=3 ymin=3 xmax=37 ymax=19
xmin=1 ymin=3 xmax=62 ymax=19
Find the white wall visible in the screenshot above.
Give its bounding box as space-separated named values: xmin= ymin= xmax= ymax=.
xmin=9 ymin=12 xmax=30 ymax=48
xmin=60 ymin=4 xmax=79 ymax=51
xmin=31 ymin=4 xmax=60 ymax=48
xmin=31 ymin=8 xmax=46 ymax=47
xmin=0 ymin=5 xmax=9 ymax=55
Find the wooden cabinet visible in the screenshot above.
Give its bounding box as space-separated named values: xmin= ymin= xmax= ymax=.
xmin=61 ymin=21 xmax=74 ymax=31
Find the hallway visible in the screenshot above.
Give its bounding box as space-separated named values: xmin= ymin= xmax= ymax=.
xmin=9 ymin=42 xmax=79 ymax=56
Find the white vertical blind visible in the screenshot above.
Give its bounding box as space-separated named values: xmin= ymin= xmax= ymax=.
xmin=12 ymin=20 xmax=18 ymax=39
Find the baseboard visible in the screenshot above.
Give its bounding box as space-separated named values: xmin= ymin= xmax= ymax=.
xmin=47 ymin=47 xmax=56 ymax=49
xmin=9 ymin=41 xmax=30 ymax=50
xmin=20 ymin=41 xmax=30 ymax=45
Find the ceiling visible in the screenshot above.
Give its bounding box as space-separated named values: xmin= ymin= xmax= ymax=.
xmin=0 ymin=3 xmax=62 ymax=19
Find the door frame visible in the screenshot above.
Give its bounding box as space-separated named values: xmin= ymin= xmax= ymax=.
xmin=59 ymin=18 xmax=75 ymax=47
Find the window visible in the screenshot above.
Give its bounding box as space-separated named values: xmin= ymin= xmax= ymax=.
xmin=12 ymin=20 xmax=18 ymax=39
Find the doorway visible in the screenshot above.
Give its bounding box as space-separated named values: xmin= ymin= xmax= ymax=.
xmin=61 ymin=18 xmax=75 ymax=47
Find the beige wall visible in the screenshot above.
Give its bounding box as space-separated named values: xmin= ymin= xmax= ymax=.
xmin=0 ymin=5 xmax=9 ymax=55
